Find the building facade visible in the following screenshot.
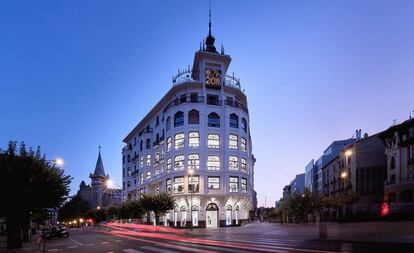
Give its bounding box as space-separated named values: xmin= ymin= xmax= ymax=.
xmin=122 ymin=21 xmax=255 ymax=228
xmin=322 ymin=132 xmax=386 ymax=220
xmin=379 ymin=118 xmax=414 ymax=217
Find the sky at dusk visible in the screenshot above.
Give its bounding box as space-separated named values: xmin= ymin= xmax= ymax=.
xmin=1 ymin=0 xmax=414 ymax=207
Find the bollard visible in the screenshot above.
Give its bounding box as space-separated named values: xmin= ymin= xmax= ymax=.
xmin=319 ymin=222 xmax=327 ymax=239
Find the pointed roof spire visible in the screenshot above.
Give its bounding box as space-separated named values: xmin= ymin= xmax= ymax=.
xmin=205 ymin=0 xmax=217 ymax=53
xmin=93 ymin=146 xmax=106 ymax=176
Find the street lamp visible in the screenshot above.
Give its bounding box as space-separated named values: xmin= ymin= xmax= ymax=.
xmin=188 ymin=169 xmax=194 ymax=231
xmin=345 ymin=149 xmax=352 ymax=157
xmin=340 ymin=171 xmax=348 ymax=179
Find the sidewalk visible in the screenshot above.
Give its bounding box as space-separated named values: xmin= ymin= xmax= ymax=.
xmin=0 ymin=234 xmax=43 ymax=253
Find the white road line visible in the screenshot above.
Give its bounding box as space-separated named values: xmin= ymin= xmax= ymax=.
xmin=47 ymin=249 xmax=59 ymax=252
xmin=69 ymin=237 xmax=84 ymax=246
xmin=67 ymin=246 xmax=78 ymax=249
xmin=115 ymin=239 xmax=123 ymax=242
xmin=123 ymin=249 xmax=145 ymax=253
xmin=86 ymin=243 xmax=95 ymax=246
xmin=102 ymin=241 xmax=110 ymax=244
xmin=141 ymin=246 xmax=179 ymax=253
xmin=172 ymin=241 xmax=250 ymax=253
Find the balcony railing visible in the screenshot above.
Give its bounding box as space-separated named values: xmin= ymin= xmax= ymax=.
xmin=225 ymin=99 xmax=248 ymax=113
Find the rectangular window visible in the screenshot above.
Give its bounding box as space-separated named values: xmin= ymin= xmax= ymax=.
xmin=174 ymin=155 xmax=185 ymax=171
xmin=140 ymin=172 xmax=144 ymax=184
xmin=146 ymin=154 xmax=151 ymax=166
xmin=140 ymin=156 xmax=144 ymax=167
xmin=166 ymin=178 xmax=172 ymax=193
xmin=208 ymin=176 xmax=220 ymax=189
xmin=188 ymin=153 xmax=200 ymax=170
xmin=175 ymin=133 xmax=185 ymax=149
xmin=190 ymin=92 xmax=198 ymax=102
xmin=241 ymin=158 xmax=247 ymax=172
xmin=167 ymin=137 xmax=171 ymax=152
xmin=229 ymin=156 xmax=238 ymax=170
xmin=207 ymin=94 xmax=220 ymax=105
xmin=208 ymin=134 xmax=220 ymax=149
xmin=207 ymin=155 xmax=220 ymax=171
xmin=241 ymin=178 xmax=247 ymax=194
xmin=241 ymin=137 xmax=247 ymax=152
xmin=139 ymin=188 xmax=144 ymax=198
xmin=229 ymin=176 xmax=239 ymax=193
xmin=229 ymin=134 xmax=238 ymax=149
xmin=188 ymin=131 xmax=199 ymax=147
xmin=174 ymin=176 xmax=184 ymax=194
xmin=146 ymin=171 xmax=151 ymax=180
xmin=146 ymin=138 xmax=151 ymax=149
xmin=188 ymin=175 xmax=199 ymax=193
xmin=167 ymin=158 xmax=171 ymax=173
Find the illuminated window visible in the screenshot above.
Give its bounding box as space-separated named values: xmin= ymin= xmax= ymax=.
xmin=175 ymin=133 xmax=185 ymax=149
xmin=188 ymin=175 xmax=199 ymax=193
xmin=208 ymin=176 xmax=220 ymax=189
xmin=208 ymin=134 xmax=220 ymax=149
xmin=188 ymin=109 xmax=199 ymax=125
xmin=230 ymin=113 xmax=238 ymax=128
xmin=146 ymin=171 xmax=151 ymax=180
xmin=174 ymin=155 xmax=185 ymax=171
xmin=241 ymin=137 xmax=247 ymax=152
xmin=208 ymin=112 xmax=220 ymax=127
xmin=155 ymin=166 xmax=160 ymax=175
xmin=174 ymin=111 xmax=184 ymax=127
xmin=146 ymin=154 xmax=151 ymax=166
xmin=139 ymin=188 xmax=144 ymax=198
xmin=229 ymin=134 xmax=238 ymax=149
xmin=140 ymin=172 xmax=143 ymax=184
xmin=167 ymin=158 xmax=171 ymax=173
xmin=189 ymin=131 xmax=199 ymax=147
xmin=241 ymin=158 xmax=247 ymax=172
xmin=188 ymin=154 xmax=200 ymax=170
xmin=229 ymin=176 xmax=239 ymax=193
xmin=207 ymin=155 xmax=220 ymax=171
xmin=174 ymin=176 xmax=184 ymax=194
xmin=127 ymin=167 xmax=131 ymax=177
xmin=140 ymin=156 xmax=144 ymax=167
xmin=229 ymin=156 xmax=238 ymax=170
xmin=241 ymin=178 xmax=247 ymax=194
xmin=166 ymin=178 xmax=171 ymax=193
xmin=167 ymin=137 xmax=171 ymax=152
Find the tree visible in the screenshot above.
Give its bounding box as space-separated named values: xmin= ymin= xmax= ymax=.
xmin=58 ymin=195 xmax=91 ymax=222
xmin=140 ymin=193 xmax=175 ymax=225
xmin=0 ymin=141 xmax=71 ymax=249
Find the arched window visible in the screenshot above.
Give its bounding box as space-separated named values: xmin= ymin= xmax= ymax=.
xmin=390 ymin=156 xmax=396 ymax=170
xmin=166 ymin=116 xmax=171 ymax=131
xmin=188 ymin=109 xmax=199 ymax=125
xmin=229 ymin=113 xmax=239 ymax=128
xmin=208 ymin=112 xmax=220 ymax=127
xmin=174 ymin=111 xmax=184 ymax=127
xmin=226 ymin=205 xmax=232 ymax=225
xmin=241 ymin=118 xmax=247 ymax=133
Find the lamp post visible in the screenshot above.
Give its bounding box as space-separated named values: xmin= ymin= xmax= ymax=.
xmin=188 ymin=169 xmax=194 ymax=231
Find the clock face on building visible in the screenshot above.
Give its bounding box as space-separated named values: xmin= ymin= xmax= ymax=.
xmin=205 ymin=68 xmax=222 ymax=88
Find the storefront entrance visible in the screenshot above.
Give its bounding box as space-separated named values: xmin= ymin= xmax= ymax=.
xmin=206 ymin=203 xmax=218 ymax=228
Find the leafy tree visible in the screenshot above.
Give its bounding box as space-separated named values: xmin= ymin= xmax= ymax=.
xmin=141 ymin=193 xmax=175 ymax=225
xmin=0 ymin=141 xmax=71 ymax=249
xmin=58 ymin=195 xmax=91 ymax=222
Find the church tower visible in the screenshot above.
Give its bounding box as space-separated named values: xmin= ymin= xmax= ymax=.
xmin=90 ymin=147 xmax=109 ymax=208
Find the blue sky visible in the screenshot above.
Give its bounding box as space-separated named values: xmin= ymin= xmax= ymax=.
xmin=1 ymin=0 xmax=413 ymax=207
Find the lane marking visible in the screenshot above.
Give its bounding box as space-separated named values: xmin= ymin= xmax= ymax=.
xmin=141 ymin=246 xmax=179 ymax=253
xmin=86 ymin=243 xmax=95 ymax=246
xmin=123 ymin=249 xmax=145 ymax=253
xmin=47 ymin=249 xmax=59 ymax=252
xmin=115 ymin=239 xmax=123 ymax=242
xmin=172 ymin=241 xmax=251 ymax=253
xmin=102 ymin=241 xmax=110 ymax=244
xmin=67 ymin=246 xmax=78 ymax=249
xmin=69 ymin=237 xmax=84 ymax=246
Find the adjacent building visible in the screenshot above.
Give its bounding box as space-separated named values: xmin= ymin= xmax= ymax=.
xmin=322 ymin=131 xmax=386 ymax=220
xmin=379 ymin=118 xmax=414 ymax=217
xmin=122 ymin=18 xmax=255 ymax=228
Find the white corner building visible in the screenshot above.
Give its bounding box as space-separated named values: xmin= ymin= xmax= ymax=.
xmin=122 ymin=17 xmax=255 ymax=228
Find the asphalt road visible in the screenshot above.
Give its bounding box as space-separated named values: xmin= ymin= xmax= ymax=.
xmin=7 ymin=223 xmax=413 ymax=253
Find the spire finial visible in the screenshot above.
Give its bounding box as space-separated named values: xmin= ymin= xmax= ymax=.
xmin=209 ymin=0 xmax=212 ymax=36
xmin=98 ymin=145 xmax=101 ymax=154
